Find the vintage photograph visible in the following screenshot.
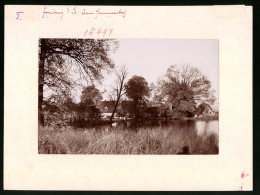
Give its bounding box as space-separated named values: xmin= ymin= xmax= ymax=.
xmin=38 ymin=39 xmax=219 ymax=154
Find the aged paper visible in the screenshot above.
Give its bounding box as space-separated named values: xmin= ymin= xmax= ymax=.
xmin=4 ymin=5 xmax=252 ymax=190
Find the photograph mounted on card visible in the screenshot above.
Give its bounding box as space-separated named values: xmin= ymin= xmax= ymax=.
xmin=4 ymin=5 xmax=252 ymax=191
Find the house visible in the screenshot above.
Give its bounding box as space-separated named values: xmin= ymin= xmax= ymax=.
xmin=195 ymin=103 xmax=215 ymax=117
xmin=99 ymin=100 xmax=159 ymax=119
xmin=121 ymin=101 xmax=163 ymax=118
xmin=98 ymin=100 xmax=216 ymax=119
xmin=99 ymin=100 xmax=117 ymax=119
xmin=98 ymin=100 xmax=136 ymax=119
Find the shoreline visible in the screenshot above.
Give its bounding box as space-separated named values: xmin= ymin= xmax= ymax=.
xmin=109 ymin=116 xmax=219 ymax=122
xmin=67 ymin=116 xmax=218 ymax=128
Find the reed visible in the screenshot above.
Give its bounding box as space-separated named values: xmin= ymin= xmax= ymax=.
xmin=38 ymin=125 xmax=218 ymax=154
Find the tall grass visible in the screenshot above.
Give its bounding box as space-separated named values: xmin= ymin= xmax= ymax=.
xmin=38 ymin=126 xmax=218 ymax=154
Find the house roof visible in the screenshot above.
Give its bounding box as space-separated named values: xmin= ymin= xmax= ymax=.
xmin=99 ymin=101 xmax=115 ymax=113
xmin=196 ymin=103 xmax=214 ymax=115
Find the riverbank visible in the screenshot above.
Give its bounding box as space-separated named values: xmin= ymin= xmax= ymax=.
xmin=178 ymin=116 xmax=219 ymax=120
xmin=111 ymin=116 xmax=219 ymax=121
xmin=67 ymin=116 xmax=218 ymax=128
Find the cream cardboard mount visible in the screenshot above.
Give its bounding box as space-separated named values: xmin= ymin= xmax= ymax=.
xmin=4 ymin=5 xmax=252 ymax=191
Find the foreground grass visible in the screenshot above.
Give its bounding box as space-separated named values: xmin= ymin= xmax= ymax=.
xmin=38 ymin=126 xmax=218 ymax=154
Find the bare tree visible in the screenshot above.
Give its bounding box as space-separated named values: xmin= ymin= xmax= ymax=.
xmin=109 ymin=65 xmax=128 ymax=121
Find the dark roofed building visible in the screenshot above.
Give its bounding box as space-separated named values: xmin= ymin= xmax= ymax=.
xmin=98 ymin=101 xmax=116 ymax=118
xmin=195 ymin=103 xmax=215 ymax=117
xmin=99 ymin=101 xmax=115 ymax=113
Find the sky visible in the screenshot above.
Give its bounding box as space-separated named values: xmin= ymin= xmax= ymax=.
xmin=100 ymin=39 xmax=219 ymax=108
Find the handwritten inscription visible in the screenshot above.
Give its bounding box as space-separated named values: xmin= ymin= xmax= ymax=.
xmin=42 ymin=7 xmax=64 ymax=19
xmin=95 ymin=8 xmax=126 ymax=19
xmin=42 ymin=6 xmax=126 ymax=20
xmin=83 ymin=27 xmax=113 ymax=37
xmin=16 ymin=11 xmax=24 ymax=20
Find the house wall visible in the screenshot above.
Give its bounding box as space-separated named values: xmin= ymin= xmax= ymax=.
xmin=101 ymin=113 xmax=117 ymax=119
xmin=202 ymin=107 xmax=215 ymax=116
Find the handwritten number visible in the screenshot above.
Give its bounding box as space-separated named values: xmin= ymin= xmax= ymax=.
xmin=16 ymin=11 xmax=24 ymax=20
xmin=89 ymin=27 xmax=95 ymax=36
xmin=84 ymin=30 xmax=88 ymax=37
xmin=97 ymin=28 xmax=102 ymax=35
xmin=103 ymin=29 xmax=107 ymax=37
xmin=83 ymin=27 xmax=113 ymax=37
xmin=109 ymin=29 xmax=113 ymax=36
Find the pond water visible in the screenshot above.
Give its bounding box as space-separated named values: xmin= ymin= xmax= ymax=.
xmin=98 ymin=119 xmax=219 ymax=136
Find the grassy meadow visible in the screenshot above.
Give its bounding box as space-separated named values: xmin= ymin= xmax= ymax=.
xmin=38 ymin=125 xmax=219 ymax=154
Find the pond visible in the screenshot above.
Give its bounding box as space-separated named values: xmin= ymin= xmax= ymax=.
xmin=98 ymin=119 xmax=219 ymax=137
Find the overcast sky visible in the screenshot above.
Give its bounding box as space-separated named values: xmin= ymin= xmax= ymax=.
xmin=101 ymin=39 xmax=219 ymax=106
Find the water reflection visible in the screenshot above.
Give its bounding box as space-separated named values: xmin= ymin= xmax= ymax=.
xmin=196 ymin=120 xmax=218 ymax=136
xmin=103 ymin=119 xmax=219 ymax=136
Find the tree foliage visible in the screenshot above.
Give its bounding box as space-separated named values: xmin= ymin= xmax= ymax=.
xmin=39 ymin=39 xmax=118 ymax=126
xmin=125 ymin=75 xmax=150 ymax=118
xmin=78 ymin=85 xmax=102 ymax=121
xmin=80 ymin=85 xmax=102 ymax=106
xmin=155 ymin=64 xmax=216 ymax=116
xmin=42 ymin=95 xmax=75 ymax=127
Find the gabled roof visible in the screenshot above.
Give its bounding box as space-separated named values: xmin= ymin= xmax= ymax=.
xmin=196 ymin=103 xmax=214 ymax=115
